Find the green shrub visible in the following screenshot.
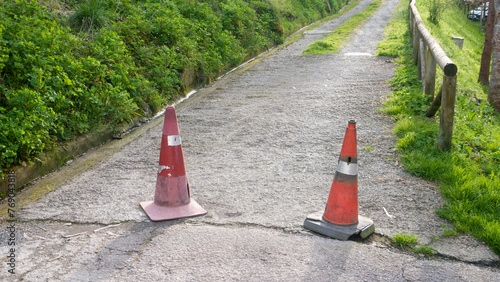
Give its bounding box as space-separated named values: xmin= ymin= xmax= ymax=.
xmin=0 ymin=0 xmax=139 ymax=176
xmin=425 ymin=0 xmax=448 ymax=24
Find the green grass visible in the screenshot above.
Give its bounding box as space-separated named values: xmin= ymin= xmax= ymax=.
xmin=378 ymin=0 xmax=500 ymax=255
xmin=443 ymin=228 xmax=458 ymax=237
xmin=414 ymin=0 xmax=488 ymax=97
xmin=392 ymin=233 xmax=435 ymax=256
xmin=301 ymin=0 xmax=363 ymax=33
xmin=412 ymin=245 xmax=435 ymax=256
xmin=376 ymin=1 xmax=408 ymax=57
xmin=391 ymin=233 xmax=419 ymax=249
xmin=303 ymin=0 xmax=383 ymax=54
xmin=68 ymin=0 xmax=108 ymax=33
xmin=266 ymin=0 xmax=352 ymax=38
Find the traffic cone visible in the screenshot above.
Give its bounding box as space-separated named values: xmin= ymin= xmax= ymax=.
xmin=140 ymin=106 xmax=207 ymax=221
xmin=304 ymin=120 xmax=374 ymax=240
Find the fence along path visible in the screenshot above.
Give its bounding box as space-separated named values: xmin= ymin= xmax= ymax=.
xmin=409 ymin=0 xmax=458 ymax=151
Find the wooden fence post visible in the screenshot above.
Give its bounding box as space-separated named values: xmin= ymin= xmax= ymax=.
xmin=438 ymin=75 xmax=457 ymax=151
xmin=409 ymin=8 xmax=412 ymax=33
xmin=410 ymin=0 xmax=458 ymax=151
xmin=418 ymin=38 xmax=425 ymax=81
xmin=426 ymin=86 xmax=442 ymax=117
xmin=424 ymin=47 xmax=437 ymax=102
xmin=413 ymin=27 xmax=419 ymax=65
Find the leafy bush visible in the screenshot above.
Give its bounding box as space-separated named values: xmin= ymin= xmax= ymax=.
xmin=0 ymin=0 xmax=139 ymax=175
xmin=425 ymin=0 xmax=448 ymax=24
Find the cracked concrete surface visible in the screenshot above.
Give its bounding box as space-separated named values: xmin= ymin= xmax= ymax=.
xmin=4 ymin=221 xmax=498 ymax=281
xmin=1 ymin=0 xmax=499 ymax=280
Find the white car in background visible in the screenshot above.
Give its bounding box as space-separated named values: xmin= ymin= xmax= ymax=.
xmin=468 ymin=6 xmax=488 ymax=21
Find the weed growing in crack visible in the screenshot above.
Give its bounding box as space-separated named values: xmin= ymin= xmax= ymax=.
xmin=443 ymin=228 xmax=458 ymax=237
xmin=411 ymin=245 xmax=435 ymax=256
xmin=392 ymin=233 xmax=435 ymax=256
xmin=391 ymin=233 xmax=418 ymax=250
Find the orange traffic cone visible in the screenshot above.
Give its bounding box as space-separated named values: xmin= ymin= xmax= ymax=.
xmin=304 ymin=120 xmax=374 ymax=240
xmin=140 ymin=106 xmax=207 ymax=221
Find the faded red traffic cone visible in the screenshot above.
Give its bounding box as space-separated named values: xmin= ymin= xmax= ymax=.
xmin=324 ymin=120 xmax=359 ymax=225
xmin=304 ymin=120 xmax=374 ymax=240
xmin=140 ymin=106 xmax=206 ymax=221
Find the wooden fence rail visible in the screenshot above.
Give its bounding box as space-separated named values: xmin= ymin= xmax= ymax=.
xmin=409 ymin=0 xmax=458 ymax=151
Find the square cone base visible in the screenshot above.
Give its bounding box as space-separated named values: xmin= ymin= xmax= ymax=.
xmin=304 ymin=211 xmax=375 ymax=240
xmin=140 ymin=198 xmax=207 ymax=221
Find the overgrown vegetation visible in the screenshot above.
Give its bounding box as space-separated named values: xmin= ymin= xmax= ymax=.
xmin=303 ymin=0 xmax=382 ymax=54
xmin=377 ymin=0 xmax=500 ymax=255
xmin=0 ymin=0 xmax=346 ymax=180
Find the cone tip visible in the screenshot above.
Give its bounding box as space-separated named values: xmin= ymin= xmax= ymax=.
xmin=165 ymin=106 xmax=176 ymax=117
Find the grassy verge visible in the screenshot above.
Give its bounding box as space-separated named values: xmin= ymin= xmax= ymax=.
xmin=303 ymin=0 xmax=383 ymax=54
xmin=377 ymin=0 xmax=500 ymax=255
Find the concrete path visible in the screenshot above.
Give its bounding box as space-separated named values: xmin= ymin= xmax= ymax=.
xmin=1 ymin=0 xmax=499 ymax=280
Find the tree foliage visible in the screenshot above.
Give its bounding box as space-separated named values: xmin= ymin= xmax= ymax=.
xmin=425 ymin=0 xmax=449 ymax=24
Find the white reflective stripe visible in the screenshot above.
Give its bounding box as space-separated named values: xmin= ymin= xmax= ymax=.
xmin=336 ymin=160 xmax=358 ymax=176
xmin=167 ymin=135 xmax=181 ymax=146
xmin=158 ymin=165 xmax=169 ymax=174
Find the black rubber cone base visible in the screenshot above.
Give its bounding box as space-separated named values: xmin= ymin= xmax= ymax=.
xmin=304 ymin=211 xmax=375 ymax=240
